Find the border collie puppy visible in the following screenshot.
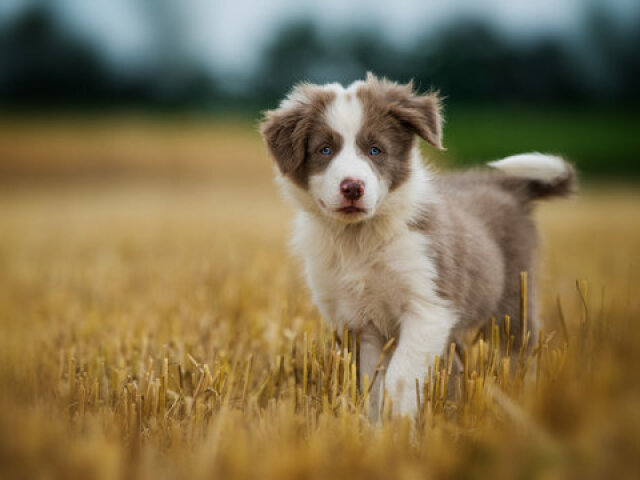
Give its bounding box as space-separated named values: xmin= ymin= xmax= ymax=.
xmin=260 ymin=73 xmax=576 ymax=419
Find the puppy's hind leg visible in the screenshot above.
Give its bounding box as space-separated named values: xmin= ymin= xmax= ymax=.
xmin=358 ymin=324 xmax=387 ymax=421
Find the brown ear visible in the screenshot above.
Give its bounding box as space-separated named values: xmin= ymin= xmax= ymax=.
xmin=259 ymin=102 xmax=309 ymax=175
xmin=389 ymin=91 xmax=444 ymax=150
xmin=365 ymin=73 xmax=444 ymax=149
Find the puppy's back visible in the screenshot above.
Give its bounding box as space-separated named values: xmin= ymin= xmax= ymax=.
xmin=425 ymin=154 xmax=576 ymax=346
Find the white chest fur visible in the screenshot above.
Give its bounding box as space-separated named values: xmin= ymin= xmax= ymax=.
xmin=293 ymin=212 xmax=442 ymax=337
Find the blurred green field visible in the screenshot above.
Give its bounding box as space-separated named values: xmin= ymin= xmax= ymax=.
xmin=435 ymin=107 xmax=640 ymax=177
xmin=2 ymin=107 xmax=640 ymax=182
xmin=0 ymin=116 xmax=639 ymax=479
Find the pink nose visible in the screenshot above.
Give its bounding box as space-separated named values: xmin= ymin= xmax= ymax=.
xmin=340 ymin=178 xmax=365 ymax=201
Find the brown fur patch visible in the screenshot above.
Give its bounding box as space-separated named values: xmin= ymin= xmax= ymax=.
xmin=355 ymin=85 xmax=415 ymax=191
xmin=360 ymin=73 xmax=444 ymax=149
xmin=260 ymin=84 xmax=337 ymax=189
xmin=302 ymin=119 xmax=344 ymax=186
xmin=355 ymin=74 xmax=444 ymax=190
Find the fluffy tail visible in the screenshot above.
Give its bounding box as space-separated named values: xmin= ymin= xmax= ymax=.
xmin=488 ymin=152 xmax=577 ymax=202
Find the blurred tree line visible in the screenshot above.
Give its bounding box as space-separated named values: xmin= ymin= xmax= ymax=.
xmin=0 ymin=3 xmax=639 ymax=110
xmin=0 ymin=4 xmax=214 ymax=108
xmin=251 ymin=16 xmax=640 ymax=108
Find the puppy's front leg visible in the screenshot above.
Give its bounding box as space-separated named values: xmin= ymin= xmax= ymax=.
xmin=383 ymin=302 xmax=455 ymax=417
xmin=358 ymin=324 xmax=386 ymax=421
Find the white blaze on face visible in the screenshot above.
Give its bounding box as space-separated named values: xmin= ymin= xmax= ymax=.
xmin=309 ymin=83 xmax=385 ymax=222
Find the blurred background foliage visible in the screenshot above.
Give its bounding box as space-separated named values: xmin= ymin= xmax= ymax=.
xmin=2 ymin=2 xmax=640 ymax=108
xmin=0 ymin=0 xmax=639 ymax=177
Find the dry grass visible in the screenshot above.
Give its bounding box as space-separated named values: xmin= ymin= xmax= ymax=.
xmin=0 ymin=118 xmax=639 ymax=479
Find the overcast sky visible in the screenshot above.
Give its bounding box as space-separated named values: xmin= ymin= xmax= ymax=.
xmin=1 ymin=0 xmax=639 ymax=75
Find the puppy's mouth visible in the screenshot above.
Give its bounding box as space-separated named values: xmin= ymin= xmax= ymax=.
xmin=336 ymin=205 xmax=366 ymax=215
xmin=317 ymin=199 xmax=368 ymax=218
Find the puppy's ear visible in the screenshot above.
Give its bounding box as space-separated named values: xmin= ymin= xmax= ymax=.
xmin=260 ymin=99 xmax=310 ymax=175
xmin=365 ymin=73 xmax=444 ymax=150
xmin=389 ymin=90 xmax=444 ymax=150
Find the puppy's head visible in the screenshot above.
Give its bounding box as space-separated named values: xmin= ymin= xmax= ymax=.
xmin=260 ymin=73 xmax=443 ymax=223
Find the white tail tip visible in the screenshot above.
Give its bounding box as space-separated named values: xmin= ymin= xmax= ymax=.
xmin=488 ymin=152 xmax=567 ymax=182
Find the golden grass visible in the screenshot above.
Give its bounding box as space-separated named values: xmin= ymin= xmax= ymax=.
xmin=0 ymin=119 xmax=639 ymax=479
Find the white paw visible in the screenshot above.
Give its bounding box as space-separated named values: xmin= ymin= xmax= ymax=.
xmin=381 ymin=373 xmax=419 ymax=418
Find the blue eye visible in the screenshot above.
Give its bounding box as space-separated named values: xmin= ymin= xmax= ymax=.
xmin=320 ymin=146 xmax=332 ymax=155
xmin=369 ymin=146 xmax=381 ymax=156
